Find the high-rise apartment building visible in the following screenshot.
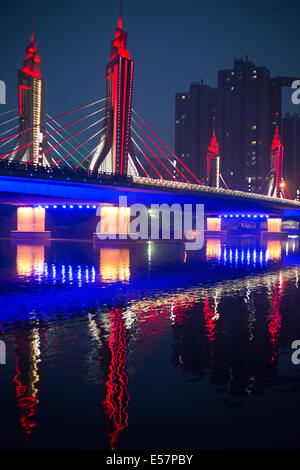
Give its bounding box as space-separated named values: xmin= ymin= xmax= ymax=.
xmin=282 ymin=113 xmax=300 ymax=199
xmin=217 ymin=58 xmax=280 ymax=192
xmin=175 ymin=81 xmax=217 ymax=181
xmin=174 ymin=58 xmax=296 ymax=192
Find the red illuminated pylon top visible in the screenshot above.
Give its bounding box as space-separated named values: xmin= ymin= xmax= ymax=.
xmin=208 ymin=124 xmax=220 ymax=156
xmin=22 ymin=25 xmax=41 ymax=79
xmin=271 ymin=125 xmax=282 ymax=151
xmin=110 ymin=2 xmax=130 ymax=61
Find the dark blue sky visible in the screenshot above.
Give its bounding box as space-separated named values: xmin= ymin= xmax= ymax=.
xmin=1 ymin=0 xmax=300 ymax=147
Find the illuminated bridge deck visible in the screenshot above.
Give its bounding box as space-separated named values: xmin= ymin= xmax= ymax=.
xmin=0 ymin=163 xmax=300 ymax=216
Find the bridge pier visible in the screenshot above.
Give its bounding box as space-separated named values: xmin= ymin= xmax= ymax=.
xmin=11 ymin=207 xmax=51 ymax=240
xmin=205 ymin=217 xmax=227 ymax=238
xmin=261 ymin=217 xmax=288 ymax=239
xmin=93 ymin=205 xmax=132 ymax=243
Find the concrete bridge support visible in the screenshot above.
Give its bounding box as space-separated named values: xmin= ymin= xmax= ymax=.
xmin=93 ymin=205 xmax=131 ymax=243
xmin=261 ymin=217 xmax=288 ymax=239
xmin=11 ymin=207 xmax=51 ymax=240
xmin=206 ymin=217 xmax=227 ymax=238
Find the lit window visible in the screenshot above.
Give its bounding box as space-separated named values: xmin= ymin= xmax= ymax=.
xmin=182 ymin=95 xmax=186 ymax=100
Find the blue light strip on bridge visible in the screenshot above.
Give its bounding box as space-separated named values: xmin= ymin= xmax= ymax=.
xmin=36 ymin=205 xmax=98 ymax=209
xmin=220 ymin=214 xmax=269 ymax=219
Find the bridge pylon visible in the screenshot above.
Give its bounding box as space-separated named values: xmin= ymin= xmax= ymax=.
xmin=206 ymin=119 xmax=227 ymax=189
xmin=9 ymin=26 xmax=52 ymax=166
xmin=267 ymin=125 xmax=288 ymax=199
xmin=88 ymin=7 xmax=139 ymax=176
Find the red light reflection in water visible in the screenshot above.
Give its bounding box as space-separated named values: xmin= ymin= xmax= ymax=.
xmin=267 ymin=275 xmax=288 ymax=362
xmin=102 ymin=308 xmax=130 ymax=450
xmin=203 ymin=294 xmax=219 ymax=365
xmin=203 ymin=295 xmax=217 ymax=343
xmin=135 ymin=297 xmax=197 ymax=359
xmin=102 ymin=297 xmax=196 ymax=449
xmin=13 ymin=359 xmax=38 ymax=440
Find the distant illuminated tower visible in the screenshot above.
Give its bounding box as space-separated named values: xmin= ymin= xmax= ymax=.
xmin=267 ymin=125 xmax=284 ymax=198
xmin=10 ymin=27 xmax=51 ymax=165
xmin=207 ymin=120 xmax=221 ymax=189
xmin=88 ymin=6 xmax=139 ymax=175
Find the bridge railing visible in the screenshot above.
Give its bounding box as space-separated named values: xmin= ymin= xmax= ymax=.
xmin=1 ymin=160 xmax=300 ymax=209
xmin=132 ymin=176 xmax=300 ymax=208
xmin=0 ymin=160 xmax=133 ymax=184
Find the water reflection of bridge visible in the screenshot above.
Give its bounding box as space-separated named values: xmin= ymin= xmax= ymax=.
xmin=13 ymin=237 xmax=299 ymax=286
xmin=4 ymin=239 xmax=300 ymax=448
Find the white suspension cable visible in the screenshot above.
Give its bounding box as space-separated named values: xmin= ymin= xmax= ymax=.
xmin=47 ymin=137 xmax=70 ymax=168
xmin=0 ymin=134 xmax=16 ymax=149
xmin=44 ymin=106 xmax=107 ymax=142
xmin=44 ymin=115 xmax=107 ymax=160
xmin=47 ymin=134 xmax=76 ymax=168
xmin=74 ymin=126 xmax=108 ymax=168
xmin=0 ymin=115 xmax=19 ymax=127
xmin=54 ymin=127 xmax=104 ymax=166
xmin=0 ymin=124 xmax=19 ymax=137
xmin=0 ymin=107 xmax=18 ymax=118
xmin=46 ymin=120 xmax=91 ymax=161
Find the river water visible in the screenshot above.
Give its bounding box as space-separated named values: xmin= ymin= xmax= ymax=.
xmin=0 ymin=237 xmax=300 ymax=450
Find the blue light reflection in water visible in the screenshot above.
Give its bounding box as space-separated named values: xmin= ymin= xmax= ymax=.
xmin=0 ymin=237 xmax=300 ymax=450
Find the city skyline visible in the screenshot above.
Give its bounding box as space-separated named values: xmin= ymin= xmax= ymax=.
xmin=2 ymin=0 xmax=300 ymax=456
xmin=1 ymin=0 xmax=299 ymax=150
xmin=175 ymin=57 xmax=298 ymax=194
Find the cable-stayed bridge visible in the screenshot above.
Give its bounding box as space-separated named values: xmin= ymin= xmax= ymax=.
xmin=1 ymin=8 xmax=300 ymax=240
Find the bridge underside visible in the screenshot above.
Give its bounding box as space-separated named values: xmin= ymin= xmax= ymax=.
xmin=1 ymin=175 xmax=300 ymax=217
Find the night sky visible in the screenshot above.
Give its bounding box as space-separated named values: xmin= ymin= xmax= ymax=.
xmin=1 ymin=0 xmax=300 ymax=148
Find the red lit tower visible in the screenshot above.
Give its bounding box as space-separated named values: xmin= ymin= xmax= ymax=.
xmin=88 ymin=6 xmax=139 ymax=175
xmin=207 ymin=120 xmax=221 ymax=188
xmin=267 ymin=125 xmax=284 ymax=198
xmin=10 ymin=27 xmax=52 ymax=165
